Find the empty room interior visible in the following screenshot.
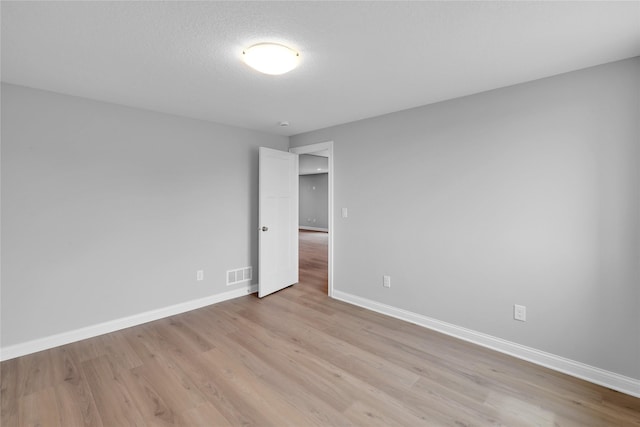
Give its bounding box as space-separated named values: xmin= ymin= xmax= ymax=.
xmin=1 ymin=1 xmax=639 ymax=426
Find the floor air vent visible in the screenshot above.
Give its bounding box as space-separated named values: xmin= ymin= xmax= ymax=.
xmin=227 ymin=266 xmax=252 ymax=286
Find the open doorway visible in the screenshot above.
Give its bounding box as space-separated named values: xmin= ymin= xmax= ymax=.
xmin=289 ymin=142 xmax=333 ymax=297
xmin=298 ymin=153 xmax=328 ymax=294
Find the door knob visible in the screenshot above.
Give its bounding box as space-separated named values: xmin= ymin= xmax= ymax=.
xmin=261 ymin=226 xmax=269 ymax=232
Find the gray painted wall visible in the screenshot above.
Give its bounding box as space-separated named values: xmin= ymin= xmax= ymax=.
xmin=291 ymin=58 xmax=640 ymax=379
xmin=1 ymin=83 xmax=289 ymax=347
xmin=299 ymin=173 xmax=328 ymax=229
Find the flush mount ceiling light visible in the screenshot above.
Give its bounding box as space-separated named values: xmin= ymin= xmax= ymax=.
xmin=242 ymin=43 xmax=300 ymax=75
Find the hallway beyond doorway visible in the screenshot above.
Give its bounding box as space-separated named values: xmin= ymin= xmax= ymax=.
xmin=299 ymin=230 xmax=328 ymax=295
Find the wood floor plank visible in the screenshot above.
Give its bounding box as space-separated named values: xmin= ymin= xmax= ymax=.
xmin=226 ymin=324 xmax=356 ymax=414
xmin=15 ymin=350 xmax=57 ymax=398
xmin=151 ymin=317 xmax=215 ymax=354
xmin=223 ymin=302 xmax=478 ymax=425
xmin=1 ymin=230 xmax=639 ymax=426
xmin=321 ymin=323 xmax=491 ymax=404
xmin=80 ymin=356 xmax=146 ymax=426
xmin=165 ymin=345 xmax=275 ymax=426
xmin=130 ymin=352 xmax=206 ymax=416
xmin=182 ymin=306 xmax=239 ymax=335
xmin=54 ymin=378 xmax=104 ymax=427
xmin=207 ymin=326 xmax=352 ymax=426
xmin=343 ymin=399 xmax=440 ymax=427
xmin=1 ymin=358 xmax=19 ymax=426
xmin=198 ymin=347 xmax=325 ymax=426
xmin=18 ymin=386 xmax=61 ymax=427
xmin=177 ymin=401 xmax=233 ymax=427
xmin=115 ymin=362 xmax=179 ymax=425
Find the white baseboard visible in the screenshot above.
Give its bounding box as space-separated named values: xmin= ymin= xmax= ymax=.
xmin=332 ymin=290 xmax=640 ymax=398
xmin=299 ymin=226 xmax=329 ymax=232
xmin=0 ymin=284 xmax=258 ymax=362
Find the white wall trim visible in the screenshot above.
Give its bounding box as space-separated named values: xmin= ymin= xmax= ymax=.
xmin=332 ymin=290 xmax=640 ymax=398
xmin=299 ymin=226 xmax=329 ymax=232
xmin=0 ymin=284 xmax=258 ymax=361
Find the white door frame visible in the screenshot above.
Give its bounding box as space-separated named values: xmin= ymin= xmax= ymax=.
xmin=289 ymin=141 xmax=334 ymax=297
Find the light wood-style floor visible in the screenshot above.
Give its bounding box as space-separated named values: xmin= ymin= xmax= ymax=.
xmin=2 ymin=230 xmax=639 ymax=426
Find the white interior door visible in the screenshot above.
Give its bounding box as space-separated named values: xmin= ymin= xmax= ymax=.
xmin=258 ymin=147 xmax=299 ymax=298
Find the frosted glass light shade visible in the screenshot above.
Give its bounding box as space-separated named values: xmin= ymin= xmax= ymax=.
xmin=242 ymin=43 xmax=300 ymax=75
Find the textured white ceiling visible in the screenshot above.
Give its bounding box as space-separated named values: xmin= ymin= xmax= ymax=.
xmin=2 ymin=1 xmax=639 ymax=136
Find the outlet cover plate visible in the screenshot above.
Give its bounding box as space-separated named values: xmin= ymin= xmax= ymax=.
xmin=514 ymin=304 xmax=526 ymax=321
xmin=383 ymin=275 xmax=391 ymax=288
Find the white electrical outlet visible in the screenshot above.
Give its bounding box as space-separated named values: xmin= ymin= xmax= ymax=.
xmin=342 ymin=207 xmax=348 ymax=218
xmin=514 ymin=304 xmax=526 ymax=321
xmin=383 ymin=275 xmax=391 ymax=288
xmin=196 ymin=270 xmax=204 ymax=281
